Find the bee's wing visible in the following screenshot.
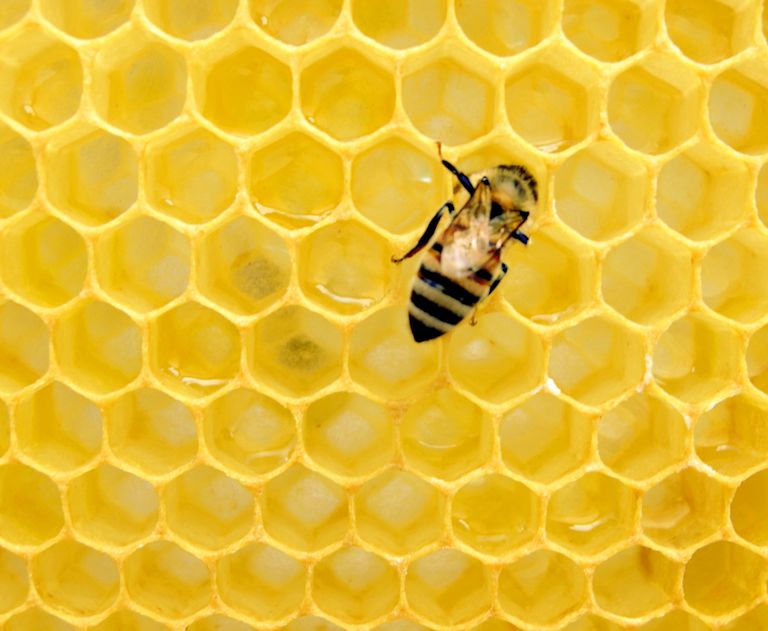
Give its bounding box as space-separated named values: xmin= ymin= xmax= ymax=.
xmin=440 ymin=179 xmax=494 ymax=278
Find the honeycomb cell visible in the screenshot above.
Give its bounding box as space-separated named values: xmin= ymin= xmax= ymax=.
xmin=683 ymin=541 xmax=766 ymax=616
xmin=0 ymin=301 xmax=48 ymax=394
xmin=217 ymin=543 xmax=305 ymax=620
xmin=636 ymin=611 xmax=710 ymax=631
xmin=607 ymin=53 xmax=702 ymax=155
xmin=402 ymin=55 xmax=494 ymax=146
xmin=563 ymin=0 xmax=657 ymax=62
xmin=91 ymin=611 xmax=166 ymax=631
xmin=15 ymin=381 xmax=101 ymax=473
xmin=250 ymin=0 xmax=343 ymax=45
xmin=144 ymin=0 xmax=237 ymax=40
xmin=124 ymin=541 xmax=211 ymax=620
xmin=248 ymin=305 xmax=342 ymax=398
xmin=44 ymin=125 xmax=138 ymax=227
xmin=146 ymin=125 xmax=238 ymax=225
xmin=301 ymin=48 xmax=395 ymax=141
xmin=401 ymin=389 xmax=491 ymax=481
xmin=731 ymin=469 xmax=768 ymax=546
xmin=40 ymin=0 xmax=133 ymax=39
xmin=313 ymin=546 xmax=399 ymax=623
xmin=165 ymin=466 xmax=253 ymax=550
xmin=500 ymin=393 xmax=592 ymax=484
xmin=6 ymin=608 xmax=74 ymax=631
xmin=602 ymin=227 xmax=693 ymax=325
xmin=303 ymin=392 xmax=394 ymax=478
xmin=375 ymin=622 xmax=427 ymax=631
xmin=759 ymin=162 xmax=768 ymax=228
xmin=451 ymin=474 xmax=539 ymax=555
xmin=92 ymin=30 xmax=186 ymax=135
xmin=0 ymin=463 xmax=63 ymax=546
xmin=33 ymin=540 xmax=119 ymax=615
xmin=498 ymin=550 xmax=585 ymax=625
xmin=554 ymin=140 xmax=647 ymax=242
xmin=348 ymin=306 xmax=440 ymax=400
xmin=287 ymin=617 xmax=344 ymax=631
xmin=0 ymin=125 xmax=37 ymax=218
xmin=261 ymin=464 xmax=348 ymax=552
xmin=354 ymin=468 xmax=444 ymax=555
xmin=723 ymin=604 xmax=768 ymax=630
xmin=748 ymin=325 xmax=768 ymax=394
xmin=351 ymin=136 xmax=446 ymax=235
xmin=106 ymin=387 xmax=197 ymax=476
xmin=352 ymin=0 xmax=446 ymax=49
xmin=405 ymin=549 xmax=491 ymax=626
xmin=151 ymin=302 xmax=240 ymax=398
xmin=653 ymin=313 xmax=741 ymax=405
xmin=562 ymin=616 xmax=623 ymax=631
xmin=472 ymin=620 xmax=520 ymax=631
xmin=188 ymin=616 xmax=255 ymax=631
xmin=656 ymin=141 xmax=751 ymax=241
xmin=0 ymin=402 xmax=7 ymax=457
xmin=0 ymin=0 xmax=28 ymax=30
xmin=249 ymin=132 xmax=343 ymax=229
xmin=204 ymin=388 xmax=295 ymax=477
xmin=597 ymin=392 xmax=687 ymax=482
xmin=0 ymin=26 xmax=82 ymax=131
xmin=546 ymin=473 xmax=637 ymax=557
xmin=0 ymin=211 xmax=86 ymax=308
xmin=96 ymin=216 xmax=190 ymax=313
xmin=0 ymin=547 xmax=28 ymax=613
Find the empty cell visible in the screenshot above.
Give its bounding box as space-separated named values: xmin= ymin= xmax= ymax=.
xmin=635 ymin=610 xmax=711 ymax=631
xmin=722 ymin=603 xmax=768 ymax=630
xmin=32 ymin=540 xmax=119 ymax=615
xmin=731 ymin=469 xmax=768 ymax=546
xmin=90 ymin=610 xmax=167 ymax=631
xmin=0 ymin=547 xmax=28 ymax=613
xmin=374 ymin=621 xmax=429 ymax=631
xmin=0 ymin=0 xmax=28 ymax=30
xmin=96 ymin=215 xmax=190 ymax=313
xmin=561 ymin=616 xmax=624 ymax=631
xmin=217 ymin=543 xmax=305 ymax=620
xmin=303 ymin=392 xmax=394 ymax=477
xmin=301 ymin=48 xmax=395 ymax=141
xmin=472 ymin=619 xmax=522 ymax=631
xmin=204 ymin=388 xmax=295 ymax=477
xmin=188 ymin=615 xmax=256 ymax=631
xmin=0 ymin=402 xmax=7 ymax=457
xmin=748 ymin=325 xmax=768 ymax=394
xmin=759 ymin=162 xmax=768 ymax=227
xmin=401 ymin=389 xmax=492 ymax=481
xmin=0 ymin=125 xmax=37 ymax=218
xmin=354 ymin=469 xmax=444 ymax=555
xmin=0 ymin=301 xmax=48 ymax=394
xmin=144 ymin=0 xmax=238 ymax=40
xmin=0 ymin=26 xmax=82 ymax=131
xmin=0 ymin=463 xmax=63 ymax=545
xmin=40 ymin=0 xmax=133 ymax=38
xmin=313 ymin=546 xmax=399 ymax=623
xmin=352 ymin=0 xmax=446 ymax=48
xmin=6 ymin=608 xmax=74 ymax=631
xmin=124 ymin=541 xmax=211 ymax=620
xmin=250 ymin=0 xmax=343 ymax=45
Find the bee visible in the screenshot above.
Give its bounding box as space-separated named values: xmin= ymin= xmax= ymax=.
xmin=393 ymin=144 xmax=537 ymax=342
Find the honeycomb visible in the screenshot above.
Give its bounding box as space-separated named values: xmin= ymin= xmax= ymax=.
xmin=1 ymin=0 xmax=768 ymax=629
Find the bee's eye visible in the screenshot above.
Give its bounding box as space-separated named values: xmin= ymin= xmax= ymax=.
xmin=490 ymin=201 xmax=504 ymax=218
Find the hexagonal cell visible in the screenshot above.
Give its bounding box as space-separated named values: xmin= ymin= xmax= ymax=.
xmin=301 ymin=48 xmax=394 ymax=141
xmin=0 ymin=403 xmax=7 ymax=460
xmin=165 ymin=465 xmax=253 ymax=550
xmin=598 ymin=392 xmax=687 ymax=482
xmin=635 ymin=610 xmax=710 ymax=631
xmin=250 ymin=0 xmax=343 ymax=45
xmin=554 ymin=140 xmax=647 ymax=241
xmin=472 ymin=619 xmax=521 ymax=631
xmin=353 ymin=0 xmax=445 ymax=48
xmin=723 ymin=606 xmax=768 ymax=631
xmin=40 ymin=0 xmax=133 ymax=38
xmin=96 ymin=216 xmax=190 ymax=313
xmin=248 ymin=305 xmax=342 ymax=398
xmin=217 ymin=543 xmax=305 ymax=620
xmin=0 ymin=0 xmax=28 ymax=30
xmin=546 ymin=472 xmax=637 ymax=557
xmin=505 ymin=45 xmax=600 ymax=152
xmin=204 ymin=388 xmax=295 ymax=477
xmin=561 ymin=616 xmax=624 ymax=631
xmin=0 ymin=301 xmax=48 ymax=394
xmin=0 ymin=125 xmax=37 ymax=218
xmin=502 ymin=224 xmax=598 ymax=325
xmin=498 ymin=550 xmax=586 ymax=625
xmin=15 ymin=381 xmax=101 ymax=473
xmin=748 ymin=324 xmax=768 ymax=394
xmin=607 ymin=53 xmax=702 ymax=155
xmin=683 ymin=542 xmax=766 ymax=616
xmin=602 ymin=226 xmax=693 ymax=325
xmin=313 ymin=546 xmax=399 ymax=623
xmin=194 ymin=40 xmax=291 ymax=136
xmin=355 ymin=468 xmax=444 ymax=555
xmin=0 ymin=547 xmax=28 ymax=613
xmin=188 ymin=616 xmax=256 ymax=631
xmin=261 ymin=464 xmax=348 ymax=552
xmin=144 ymin=0 xmax=237 ymax=40
xmin=405 ymin=549 xmax=490 ymax=626
xmin=401 ymin=389 xmax=492 ymax=481
xmin=249 ymin=132 xmax=343 ymax=229
xmin=447 ymin=313 xmax=545 ymax=404
xmin=0 ymin=463 xmax=63 ymax=546
xmin=303 ymin=392 xmax=394 ymax=478
xmin=653 ymin=313 xmax=741 ymax=404
xmin=146 ymin=125 xmax=238 ymax=224
xmin=656 ymin=141 xmax=750 ymax=241
xmin=731 ymin=469 xmax=768 ymax=546
xmin=44 ymin=124 xmax=138 ymax=226
xmin=563 ymin=0 xmax=657 ymax=62
xmin=92 ymin=29 xmax=186 ymax=135
xmin=451 ymin=474 xmax=539 ymax=556
xmin=90 ymin=611 xmax=167 ymax=631
xmin=549 ymin=316 xmax=645 ymax=406
xmin=124 ymin=541 xmax=211 ymax=620
xmin=299 ymin=220 xmax=391 ymax=315
xmin=106 ymin=387 xmax=197 ymax=476
xmin=375 ymin=621 xmax=428 ymax=631
xmin=348 ymin=306 xmax=440 ymax=400
xmin=150 ymin=302 xmax=240 ymax=398
xmin=32 ymin=540 xmax=119 ymax=616
xmin=54 ymin=299 xmax=141 ymax=394
xmin=0 ymin=25 xmax=81 ymax=131
xmin=402 ymin=55 xmax=493 ymax=146
xmin=6 ymin=608 xmax=74 ymax=631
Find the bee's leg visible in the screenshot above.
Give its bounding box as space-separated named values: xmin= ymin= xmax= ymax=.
xmin=487 ymin=262 xmax=508 ymax=296
xmin=511 ymin=231 xmax=529 ymax=245
xmin=437 ymin=142 xmax=474 ymax=195
xmin=470 ymin=307 xmax=479 ymax=326
xmin=391 ymin=201 xmax=455 ymax=263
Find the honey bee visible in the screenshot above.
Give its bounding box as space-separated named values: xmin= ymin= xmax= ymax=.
xmin=393 ymin=144 xmax=537 ymax=342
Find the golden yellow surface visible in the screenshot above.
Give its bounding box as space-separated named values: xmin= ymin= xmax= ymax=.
xmin=0 ymin=0 xmax=767 ymax=629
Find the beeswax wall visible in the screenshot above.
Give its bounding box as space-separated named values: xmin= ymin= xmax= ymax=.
xmin=0 ymin=0 xmax=767 ymax=629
